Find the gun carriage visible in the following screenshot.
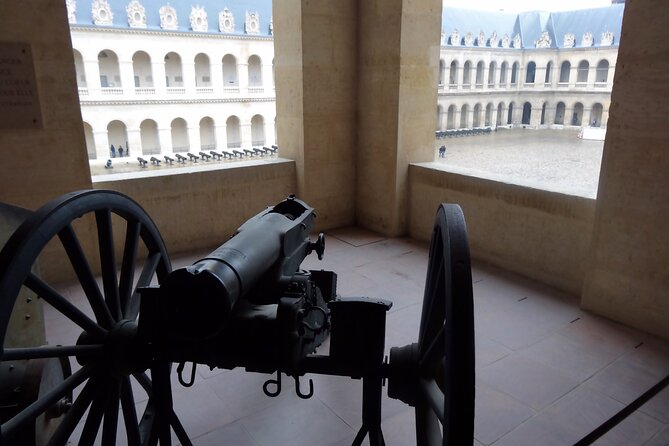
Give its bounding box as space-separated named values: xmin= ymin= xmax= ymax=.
xmin=0 ymin=190 xmax=475 ymax=445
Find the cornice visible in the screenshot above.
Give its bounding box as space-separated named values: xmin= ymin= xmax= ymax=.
xmin=69 ymin=25 xmax=273 ymax=42
xmin=79 ymin=97 xmax=276 ymax=106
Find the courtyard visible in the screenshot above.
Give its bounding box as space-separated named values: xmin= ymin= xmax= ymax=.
xmin=435 ymin=128 xmax=605 ymax=198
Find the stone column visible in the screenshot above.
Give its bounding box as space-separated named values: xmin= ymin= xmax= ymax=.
xmin=189 ymin=126 xmax=201 ymax=152
xmin=215 ymin=124 xmax=227 ymax=150
xmin=240 ymin=123 xmax=252 ymax=148
xmin=238 ymin=63 xmax=249 ymax=94
xmin=93 ymin=129 xmax=110 ymax=160
xmin=151 ymin=61 xmax=167 ymax=95
xmin=182 ymin=61 xmax=196 ymax=95
xmin=262 ymin=62 xmax=273 ymax=92
xmin=119 ymin=60 xmax=135 ymax=96
xmin=210 ymin=61 xmax=224 ymax=94
xmin=83 ymin=58 xmax=101 ymax=94
xmin=126 ymin=128 xmax=142 ymax=156
xmin=158 ymin=127 xmax=172 ymax=155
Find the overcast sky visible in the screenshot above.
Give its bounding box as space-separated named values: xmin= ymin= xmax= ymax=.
xmin=442 ymin=0 xmax=613 ymax=12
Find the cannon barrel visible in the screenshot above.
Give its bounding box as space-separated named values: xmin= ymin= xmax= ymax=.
xmin=156 ymin=195 xmax=320 ymax=339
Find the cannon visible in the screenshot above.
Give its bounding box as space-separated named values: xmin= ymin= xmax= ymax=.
xmin=0 ymin=190 xmax=474 ymax=445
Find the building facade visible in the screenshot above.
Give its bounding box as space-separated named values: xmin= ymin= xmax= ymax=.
xmin=68 ymin=0 xmax=276 ymax=160
xmin=437 ymin=5 xmax=624 ymax=131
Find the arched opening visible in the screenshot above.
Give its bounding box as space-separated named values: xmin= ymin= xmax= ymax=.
xmin=572 ymin=102 xmax=584 ymax=126
xmin=559 ymin=61 xmax=571 ymax=84
xmin=473 ymin=103 xmax=482 ymax=127
xmin=577 ymin=60 xmax=589 ymax=84
xmin=164 ymin=52 xmax=184 ymax=87
xmin=251 ymin=115 xmax=265 ymax=146
xmin=487 ymin=62 xmax=496 ymax=87
xmin=590 ymin=103 xmax=603 ymax=127
xmin=460 ymin=104 xmax=469 ymax=128
xmin=475 ymin=61 xmax=484 ymax=87
xmin=485 ymin=103 xmax=493 ymax=127
xmin=132 ymin=51 xmax=153 ymax=89
xmin=449 ymin=60 xmax=458 ymax=86
xmin=463 ymin=61 xmax=472 ymax=87
xmin=507 ymin=102 xmax=514 ymax=125
xmin=500 ymin=62 xmax=508 ymax=85
xmin=541 ymin=102 xmax=547 ymax=125
xmin=439 ymin=59 xmax=446 ymax=85
xmin=544 ymin=61 xmax=552 ymax=84
xmin=140 ymin=119 xmax=160 ymax=155
xmin=525 ymin=61 xmax=536 ymax=83
xmin=194 ymin=53 xmax=211 ymax=87
xmin=522 ymin=102 xmax=532 ymax=125
xmin=107 ymin=120 xmax=128 ymax=155
xmin=83 ymin=122 xmax=95 ymax=159
xmin=226 ymin=116 xmax=241 ymax=148
xmin=248 ymin=55 xmax=262 ymax=87
xmin=496 ymin=103 xmax=504 ymax=126
xmin=222 ymin=54 xmax=239 ymax=88
xmin=596 ymin=60 xmax=609 ymax=83
xmin=200 ymin=117 xmax=216 ymax=149
xmin=73 ymin=50 xmax=86 ymax=88
xmin=170 ymin=118 xmax=189 ymax=152
xmin=98 ymin=50 xmax=121 ymax=88
xmin=555 ymin=102 xmax=566 ymax=125
xmin=511 ymin=62 xmax=519 ymax=84
xmin=447 ymin=105 xmax=456 ymax=129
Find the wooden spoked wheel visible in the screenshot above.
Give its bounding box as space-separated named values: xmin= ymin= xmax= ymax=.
xmin=0 ymin=190 xmax=189 ymax=446
xmin=388 ymin=203 xmax=475 ymax=446
xmin=416 ymin=203 xmax=475 ymax=445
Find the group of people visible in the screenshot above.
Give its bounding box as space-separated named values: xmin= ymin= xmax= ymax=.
xmin=110 ymin=144 xmax=129 ymax=158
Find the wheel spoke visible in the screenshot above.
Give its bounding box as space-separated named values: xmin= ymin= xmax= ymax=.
xmin=46 ymin=377 xmax=98 ymax=446
xmin=125 ymin=252 xmax=161 ymax=320
xmin=151 ymin=362 xmax=173 ymax=446
xmin=415 ymin=404 xmax=442 ymax=446
xmin=418 ymin=378 xmax=445 ymax=424
xmin=170 ymin=410 xmax=193 ymax=446
xmin=1 ymin=364 xmax=92 ymax=440
xmin=419 ymin=324 xmax=445 ymax=374
xmin=102 ymin=378 xmax=120 ymax=446
xmin=96 ymin=209 xmax=122 ymax=321
xmin=120 ymin=376 xmax=141 ymax=446
xmin=119 ymin=220 xmax=142 ymax=317
xmin=58 ymin=224 xmax=114 ymax=329
xmin=79 ymin=388 xmax=106 ymax=445
xmin=2 ymin=344 xmax=103 ymax=361
xmin=25 ymin=273 xmax=108 ymax=340
xmin=138 ymin=400 xmax=159 ymax=446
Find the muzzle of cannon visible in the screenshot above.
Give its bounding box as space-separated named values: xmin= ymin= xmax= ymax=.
xmin=0 ymin=190 xmax=475 ymax=446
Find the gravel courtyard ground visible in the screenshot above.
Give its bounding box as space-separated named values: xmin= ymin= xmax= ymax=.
xmin=434 ymin=128 xmax=605 ymax=198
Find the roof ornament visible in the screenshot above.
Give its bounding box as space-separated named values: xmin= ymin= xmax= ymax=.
xmin=477 ymin=31 xmax=486 ymax=47
xmin=269 ymin=16 xmax=273 ymax=35
xmin=219 ymin=8 xmax=234 ymax=33
xmin=159 ymin=5 xmax=178 ymax=30
xmin=581 ymin=32 xmax=593 ymax=47
xmin=464 ymin=32 xmax=474 ymax=47
xmin=512 ymin=33 xmax=522 ymax=48
xmin=501 ymin=33 xmax=510 ymax=48
xmin=601 ymin=31 xmax=614 ymax=46
xmin=489 ymin=31 xmax=498 ymax=47
xmin=92 ymin=0 xmax=113 ymax=26
xmin=126 ymin=0 xmax=147 ymax=28
xmin=67 ymin=0 xmax=77 ymax=24
xmin=450 ymin=29 xmax=460 ymax=46
xmin=190 ymin=5 xmax=208 ymax=32
xmin=245 ymin=11 xmax=260 ymax=34
xmin=534 ymin=31 xmax=551 ymax=48
xmin=440 ymin=31 xmax=446 ymax=45
xmin=563 ymin=32 xmax=575 ymax=48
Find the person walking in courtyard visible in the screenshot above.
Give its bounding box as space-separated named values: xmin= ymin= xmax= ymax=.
xmin=439 ymin=145 xmax=446 ymax=158
xmin=119 ymin=146 xmax=124 ymax=157
xmin=110 ymin=144 xmax=116 ymax=158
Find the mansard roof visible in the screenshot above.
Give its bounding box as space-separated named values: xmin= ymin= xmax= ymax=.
xmin=441 ymin=4 xmax=624 ymax=49
xmin=69 ymin=0 xmax=273 ymax=36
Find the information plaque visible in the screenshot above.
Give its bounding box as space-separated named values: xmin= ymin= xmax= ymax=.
xmin=0 ymin=42 xmax=42 ymax=129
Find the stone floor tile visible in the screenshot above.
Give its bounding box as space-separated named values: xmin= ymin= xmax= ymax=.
xmin=591 ymin=410 xmax=664 ymax=445
xmin=474 ymin=383 xmax=535 ymax=445
xmin=191 ymin=420 xmax=259 ymax=446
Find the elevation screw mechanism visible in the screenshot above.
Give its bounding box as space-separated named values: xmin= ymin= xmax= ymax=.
xmin=308 ymin=233 xmax=326 ymax=260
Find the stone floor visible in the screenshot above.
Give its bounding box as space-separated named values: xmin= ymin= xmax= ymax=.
xmin=43 ymin=227 xmax=669 ymax=445
xmin=434 ymin=128 xmax=605 ymax=198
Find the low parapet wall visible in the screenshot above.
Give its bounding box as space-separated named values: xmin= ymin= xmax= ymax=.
xmin=408 ymin=163 xmax=596 ymax=297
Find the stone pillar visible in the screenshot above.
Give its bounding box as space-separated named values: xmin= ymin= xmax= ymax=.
xmin=84 ymin=58 xmax=102 ymax=93
xmin=119 ymin=60 xmax=135 ymax=96
xmin=182 ymin=61 xmax=196 ymax=95
xmin=265 ymin=121 xmax=275 ymax=146
xmin=152 ymin=61 xmax=167 ymax=95
xmin=158 ymin=127 xmax=172 ymax=154
xmin=238 ymin=63 xmax=249 ymax=94
xmin=215 ymin=124 xmax=227 ymax=150
xmin=211 ymin=62 xmax=224 ymax=94
xmin=582 ymin=0 xmax=669 ymax=339
xmin=93 ymin=129 xmax=110 ymax=160
xmin=127 ymin=128 xmax=142 ymax=156
xmin=240 ymin=123 xmax=252 ymax=148
xmin=262 ymin=62 xmax=273 ymax=92
xmin=188 ymin=126 xmax=201 ymax=152
xmin=530 ymin=103 xmax=542 ymax=127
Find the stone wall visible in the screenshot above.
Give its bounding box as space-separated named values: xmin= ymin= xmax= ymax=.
xmin=409 ymin=164 xmax=596 ymax=296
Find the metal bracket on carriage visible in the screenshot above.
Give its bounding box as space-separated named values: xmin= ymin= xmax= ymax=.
xmin=176 ymin=361 xmax=197 ymax=387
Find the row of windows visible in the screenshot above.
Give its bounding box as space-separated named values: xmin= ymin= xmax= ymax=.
xmin=85 ymin=114 xmax=275 ymax=159
xmin=438 ymin=59 xmax=611 ymax=87
xmin=74 ymin=49 xmax=273 ymax=89
xmin=437 ymin=101 xmax=606 ymax=129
